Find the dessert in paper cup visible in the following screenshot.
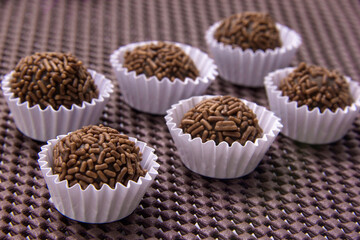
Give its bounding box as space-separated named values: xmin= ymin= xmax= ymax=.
xmin=165 ymin=95 xmax=282 ymax=178
xmin=1 ymin=52 xmax=113 ymax=142
xmin=110 ymin=41 xmax=218 ymax=115
xmin=38 ymin=124 xmax=159 ymax=223
xmin=205 ymin=12 xmax=301 ymax=87
xmin=264 ymin=64 xmax=360 ymax=144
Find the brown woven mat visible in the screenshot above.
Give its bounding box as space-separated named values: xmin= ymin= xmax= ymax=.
xmin=0 ymin=0 xmax=359 ymax=239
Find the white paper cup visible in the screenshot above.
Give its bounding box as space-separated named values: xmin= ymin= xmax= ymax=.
xmin=110 ymin=41 xmax=218 ymax=115
xmin=38 ymin=134 xmax=159 ymax=223
xmin=164 ymin=95 xmax=282 ymax=178
xmin=1 ymin=70 xmax=114 ymax=142
xmin=205 ymin=22 xmax=302 ymax=87
xmin=264 ymin=67 xmax=360 ymax=144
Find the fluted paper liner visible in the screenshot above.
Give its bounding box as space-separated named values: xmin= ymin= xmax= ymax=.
xmin=264 ymin=67 xmax=360 ymax=144
xmin=110 ymin=41 xmax=218 ymax=115
xmin=205 ymin=22 xmax=302 ymax=87
xmin=38 ymin=135 xmax=159 ymax=223
xmin=1 ymin=70 xmax=113 ymax=142
xmin=165 ymin=95 xmax=282 ymax=178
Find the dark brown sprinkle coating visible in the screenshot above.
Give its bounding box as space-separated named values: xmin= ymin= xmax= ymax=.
xmin=52 ymin=124 xmax=147 ymax=190
xmin=123 ymin=42 xmax=199 ymax=82
xmin=214 ymin=12 xmax=281 ymax=51
xmin=10 ymin=52 xmax=99 ymax=110
xmin=279 ymin=62 xmax=353 ymax=113
xmin=180 ymin=96 xmax=263 ymax=146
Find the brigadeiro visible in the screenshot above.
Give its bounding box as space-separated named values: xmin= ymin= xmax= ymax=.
xmin=52 ymin=125 xmax=147 ymax=190
xmin=10 ymin=52 xmax=99 ymax=110
xmin=123 ymin=42 xmax=200 ymax=82
xmin=180 ymin=96 xmax=263 ymax=146
xmin=205 ymin=12 xmax=301 ymax=87
xmin=1 ymin=52 xmax=113 ymax=141
xmin=110 ymin=41 xmax=218 ymax=114
xmin=165 ymin=95 xmax=282 ymax=178
xmin=214 ymin=12 xmax=282 ymax=51
xmin=264 ymin=63 xmax=360 ymax=144
xmin=279 ymin=62 xmax=353 ymax=112
xmin=38 ymin=124 xmax=159 ymax=223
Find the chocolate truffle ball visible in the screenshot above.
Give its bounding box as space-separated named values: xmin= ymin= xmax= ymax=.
xmin=214 ymin=12 xmax=281 ymax=51
xmin=123 ymin=42 xmax=199 ymax=81
xmin=10 ymin=52 xmax=99 ymax=110
xmin=180 ymin=96 xmax=263 ymax=145
xmin=52 ymin=124 xmax=147 ymax=190
xmin=279 ymin=62 xmax=353 ymax=112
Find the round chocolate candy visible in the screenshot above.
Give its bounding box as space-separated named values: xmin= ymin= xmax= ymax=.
xmin=214 ymin=12 xmax=281 ymax=51
xmin=52 ymin=125 xmax=147 ymax=190
xmin=180 ymin=96 xmax=263 ymax=146
xmin=123 ymin=42 xmax=199 ymax=81
xmin=10 ymin=52 xmax=99 ymax=110
xmin=279 ymin=62 xmax=353 ymax=112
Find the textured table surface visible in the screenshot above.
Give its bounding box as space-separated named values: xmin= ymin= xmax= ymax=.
xmin=0 ymin=0 xmax=359 ymax=239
